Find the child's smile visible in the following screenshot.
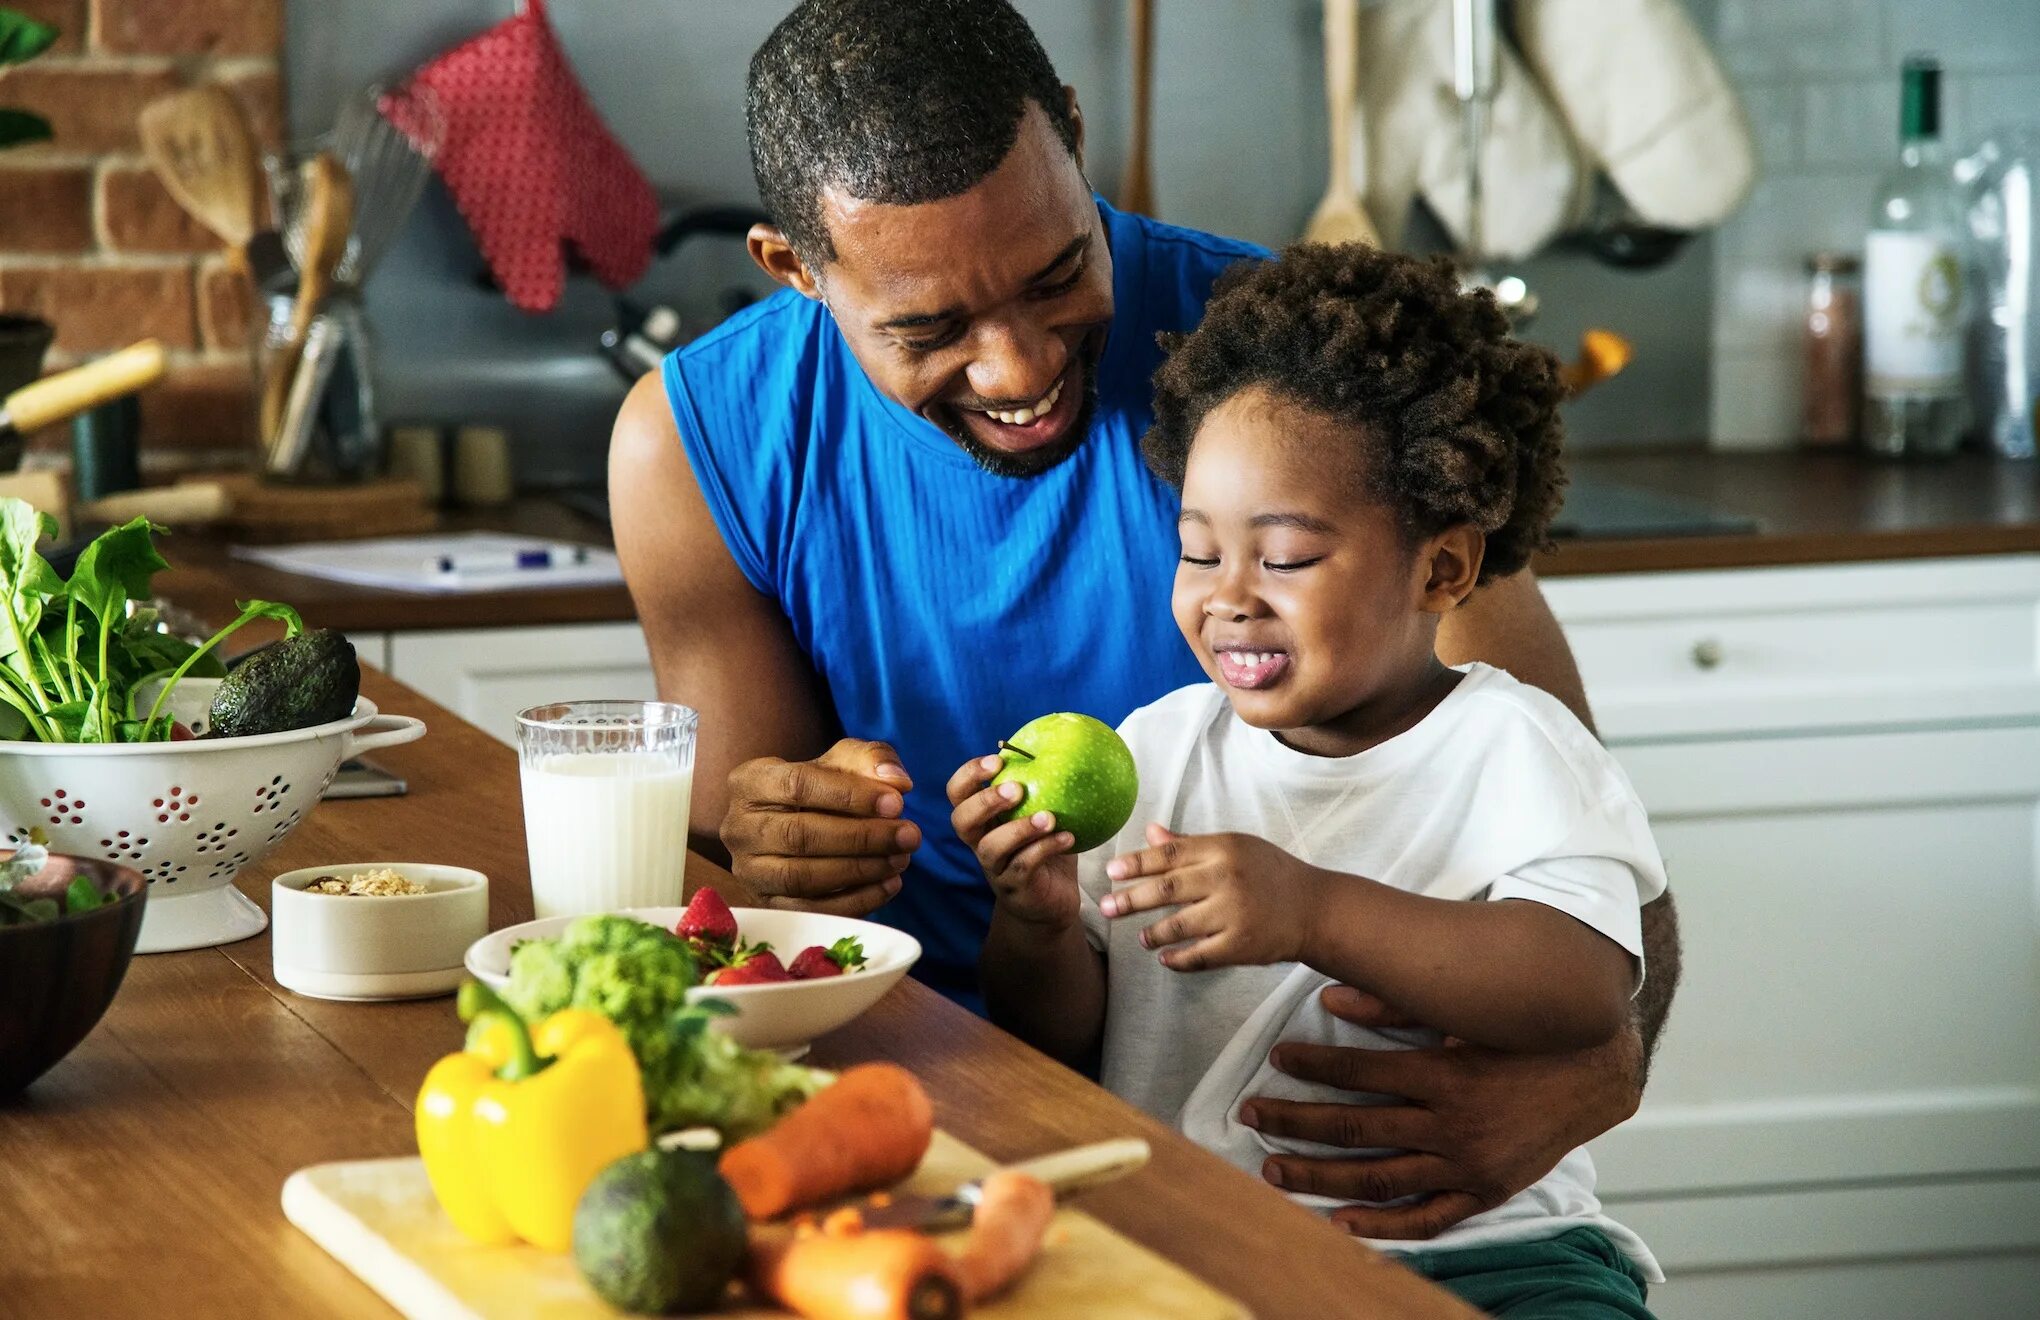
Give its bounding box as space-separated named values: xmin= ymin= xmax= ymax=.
xmin=1171 ymin=386 xmax=1480 ymax=758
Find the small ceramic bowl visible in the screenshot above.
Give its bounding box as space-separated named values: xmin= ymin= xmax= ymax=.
xmin=1 ymin=852 xmax=147 ymax=1095
xmin=271 ymin=863 xmax=488 ymax=1002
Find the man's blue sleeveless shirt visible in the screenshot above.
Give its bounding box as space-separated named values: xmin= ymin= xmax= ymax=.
xmin=664 ymin=200 xmax=1267 ymax=1004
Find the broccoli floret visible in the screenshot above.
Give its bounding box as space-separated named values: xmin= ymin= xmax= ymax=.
xmin=501 ymin=914 xmax=819 ymax=1135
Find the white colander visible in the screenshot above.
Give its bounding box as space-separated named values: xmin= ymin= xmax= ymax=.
xmin=0 ymin=678 xmax=425 ymax=953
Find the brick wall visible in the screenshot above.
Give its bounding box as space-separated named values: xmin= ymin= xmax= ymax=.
xmin=0 ymin=0 xmax=283 ymax=467
xmin=1708 ymin=0 xmax=2040 ymax=447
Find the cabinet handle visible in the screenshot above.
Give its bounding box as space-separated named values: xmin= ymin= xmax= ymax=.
xmin=1691 ymin=638 xmax=1724 ymax=670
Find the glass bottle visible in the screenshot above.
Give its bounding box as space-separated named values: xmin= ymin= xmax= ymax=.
xmin=1863 ymin=55 xmax=1969 ymax=458
xmin=1803 ymin=253 xmax=1861 ymax=448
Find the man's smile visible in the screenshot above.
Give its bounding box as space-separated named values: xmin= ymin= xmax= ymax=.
xmin=945 ymin=358 xmax=1083 ymax=455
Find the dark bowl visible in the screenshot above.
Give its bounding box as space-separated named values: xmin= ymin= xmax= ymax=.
xmin=1 ymin=852 xmax=147 ymax=1097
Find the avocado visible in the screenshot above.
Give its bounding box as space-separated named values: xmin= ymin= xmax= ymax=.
xmin=573 ymin=1149 xmax=747 ymax=1315
xmin=207 ymin=629 xmax=360 ymax=737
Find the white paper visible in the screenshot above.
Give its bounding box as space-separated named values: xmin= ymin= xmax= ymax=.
xmin=233 ymin=533 xmax=623 ymax=594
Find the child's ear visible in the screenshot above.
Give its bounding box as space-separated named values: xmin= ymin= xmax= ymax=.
xmin=1415 ymin=525 xmax=1484 ymax=613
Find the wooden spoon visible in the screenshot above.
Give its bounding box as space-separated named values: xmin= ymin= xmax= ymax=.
xmin=1115 ymin=0 xmax=1157 ymax=217
xmin=259 ymin=153 xmax=354 ymax=452
xmin=137 ymin=86 xmax=266 ymax=275
xmin=1302 ymin=0 xmax=1381 ymax=247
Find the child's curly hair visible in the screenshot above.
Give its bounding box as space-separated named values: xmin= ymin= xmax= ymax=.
xmin=1143 ymin=243 xmax=1566 ymax=583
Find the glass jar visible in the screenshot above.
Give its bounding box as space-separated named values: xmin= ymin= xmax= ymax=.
xmin=253 ymin=286 xmax=382 ymax=483
xmin=1802 ymin=252 xmax=1862 ymax=448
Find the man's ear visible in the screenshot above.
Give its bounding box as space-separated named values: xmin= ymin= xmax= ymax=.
xmin=1417 ymin=525 xmax=1485 ymax=613
xmin=1063 ymin=85 xmax=1086 ymax=167
xmin=747 ymin=223 xmax=823 ymax=301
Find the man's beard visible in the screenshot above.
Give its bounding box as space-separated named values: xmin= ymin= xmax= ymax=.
xmin=931 ymin=334 xmax=1107 ymax=478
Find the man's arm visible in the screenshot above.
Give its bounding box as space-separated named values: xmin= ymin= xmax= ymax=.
xmin=609 ymin=373 xmax=836 ymax=867
xmin=1438 ymin=569 xmax=1682 ymax=1064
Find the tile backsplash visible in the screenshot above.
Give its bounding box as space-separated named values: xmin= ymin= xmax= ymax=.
xmin=1709 ymin=0 xmax=2040 ymax=448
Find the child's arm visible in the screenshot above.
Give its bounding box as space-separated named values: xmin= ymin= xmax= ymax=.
xmin=948 ymin=755 xmax=1106 ymax=1068
xmin=1103 ymin=829 xmax=1634 ymax=1054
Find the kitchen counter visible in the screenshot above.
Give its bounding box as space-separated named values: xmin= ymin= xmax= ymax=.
xmin=0 ymin=670 xmax=1471 ymax=1319
xmin=1536 ymin=449 xmax=2040 ymax=576
xmin=148 ymin=450 xmax=2040 ymax=636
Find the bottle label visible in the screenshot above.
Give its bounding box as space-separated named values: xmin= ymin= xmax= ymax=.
xmin=1865 ymin=230 xmax=1964 ymax=397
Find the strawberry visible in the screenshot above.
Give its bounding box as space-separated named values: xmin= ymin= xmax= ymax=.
xmin=788 ymin=937 xmax=869 ymax=980
xmin=708 ymin=950 xmax=792 ymax=985
xmin=675 ymin=886 xmax=738 ymax=946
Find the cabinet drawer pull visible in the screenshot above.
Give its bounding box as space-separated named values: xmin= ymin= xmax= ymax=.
xmin=1691 ymin=638 xmax=1724 ymax=670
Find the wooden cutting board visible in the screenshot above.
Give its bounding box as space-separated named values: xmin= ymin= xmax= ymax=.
xmin=282 ymin=1130 xmax=1250 ymax=1319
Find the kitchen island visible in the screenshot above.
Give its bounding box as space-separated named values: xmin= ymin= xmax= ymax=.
xmin=0 ymin=669 xmax=1473 ymax=1319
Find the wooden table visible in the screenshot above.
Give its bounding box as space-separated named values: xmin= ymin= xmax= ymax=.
xmin=0 ymin=672 xmax=1471 ymax=1320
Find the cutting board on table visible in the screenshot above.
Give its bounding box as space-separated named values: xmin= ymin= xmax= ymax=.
xmin=282 ymin=1130 xmax=1250 ymax=1319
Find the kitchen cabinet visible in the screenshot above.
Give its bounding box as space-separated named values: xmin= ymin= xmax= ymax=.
xmin=378 ymin=623 xmax=656 ymax=747
xmin=1543 ymin=555 xmax=2040 ymax=1320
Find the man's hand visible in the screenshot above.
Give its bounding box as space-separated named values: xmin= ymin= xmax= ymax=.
xmin=948 ymin=754 xmax=1080 ymax=931
xmin=1240 ymin=985 xmax=1644 ymax=1239
xmin=719 ymin=738 xmax=921 ymax=916
xmin=1101 ymin=826 xmax=1323 ymax=971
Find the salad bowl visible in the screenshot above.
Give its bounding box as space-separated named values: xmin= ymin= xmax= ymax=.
xmin=0 ymin=852 xmax=146 ymax=1095
xmin=465 ymin=906 xmax=921 ymax=1053
xmin=0 ymin=679 xmax=424 ymax=953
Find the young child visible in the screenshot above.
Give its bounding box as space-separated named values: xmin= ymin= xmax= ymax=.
xmin=948 ymin=245 xmax=1666 ymax=1316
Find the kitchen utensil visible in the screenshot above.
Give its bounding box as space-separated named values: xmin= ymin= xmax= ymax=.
xmin=283 ymin=1130 xmax=1247 ymax=1320
xmin=1450 ymin=0 xmax=1538 ymax=324
xmin=75 ymin=481 xmax=232 ymax=528
xmin=0 ymin=340 xmax=167 ymax=462
xmin=843 ymin=1139 xmax=1151 ymax=1231
xmin=0 ymin=852 xmax=146 ymax=1096
xmin=270 ymin=863 xmax=488 ymax=1002
xmin=137 ymin=86 xmax=266 ymax=275
xmin=0 ymin=677 xmax=426 ymax=954
xmin=0 ymin=314 xmax=52 ymax=410
xmin=1116 ymin=0 xmax=1157 ymax=217
xmin=465 ymin=905 xmax=922 ymax=1055
xmin=267 ymin=310 xmax=344 ymax=477
xmin=261 ymin=152 xmax=353 ymax=451
xmin=327 ymin=82 xmax=443 ymax=286
xmin=1301 ymin=0 xmax=1380 ymax=246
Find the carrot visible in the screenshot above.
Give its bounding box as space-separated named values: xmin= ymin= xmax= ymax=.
xmin=953 ymin=1170 xmax=1055 ymax=1303
xmin=719 ymin=1063 xmax=934 ymax=1219
xmin=748 ymin=1224 xmax=963 ymax=1320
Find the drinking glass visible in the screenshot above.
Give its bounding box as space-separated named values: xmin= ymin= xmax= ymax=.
xmin=515 ymin=700 xmax=698 ymax=920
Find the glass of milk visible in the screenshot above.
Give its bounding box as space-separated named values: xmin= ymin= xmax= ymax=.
xmin=515 ymin=700 xmax=698 ymax=919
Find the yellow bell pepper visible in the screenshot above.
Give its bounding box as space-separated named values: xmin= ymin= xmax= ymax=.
xmin=416 ymin=980 xmax=648 ymax=1252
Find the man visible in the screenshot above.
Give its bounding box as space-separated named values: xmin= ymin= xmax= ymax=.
xmin=611 ymin=0 xmax=1681 ymax=1246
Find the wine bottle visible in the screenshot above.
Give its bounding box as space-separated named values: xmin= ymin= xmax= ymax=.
xmin=1863 ymin=56 xmax=1969 ymax=458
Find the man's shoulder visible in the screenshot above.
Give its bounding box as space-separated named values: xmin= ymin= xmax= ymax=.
xmin=675 ymin=286 xmax=829 ymax=370
xmin=1108 ymin=201 xmax=1271 ymax=276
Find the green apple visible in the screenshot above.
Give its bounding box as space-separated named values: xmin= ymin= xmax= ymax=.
xmin=989 ymin=712 xmax=1139 ymax=853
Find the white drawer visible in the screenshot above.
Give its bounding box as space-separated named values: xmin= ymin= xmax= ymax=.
xmin=1542 ymin=556 xmax=2040 ymax=739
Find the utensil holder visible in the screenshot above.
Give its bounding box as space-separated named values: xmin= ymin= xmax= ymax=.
xmin=254 ymin=286 xmax=382 ymax=484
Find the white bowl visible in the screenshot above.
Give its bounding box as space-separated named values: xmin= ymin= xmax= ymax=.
xmin=0 ymin=677 xmax=426 ymax=954
xmin=465 ymin=906 xmax=920 ymax=1052
xmin=272 ymin=863 xmax=489 ymax=1002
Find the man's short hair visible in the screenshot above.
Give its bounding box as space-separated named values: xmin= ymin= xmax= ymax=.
xmin=747 ymin=0 xmax=1081 ymax=264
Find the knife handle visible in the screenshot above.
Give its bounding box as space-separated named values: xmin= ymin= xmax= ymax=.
xmin=1000 ymin=1138 xmax=1151 ymax=1197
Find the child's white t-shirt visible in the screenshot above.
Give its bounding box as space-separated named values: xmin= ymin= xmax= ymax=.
xmin=1076 ymin=662 xmax=1667 ymax=1276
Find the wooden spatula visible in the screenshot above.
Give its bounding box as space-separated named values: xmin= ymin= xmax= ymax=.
xmin=1302 ymin=0 xmax=1381 ymax=247
xmin=1115 ymin=0 xmax=1157 ymax=217
xmin=260 ymin=153 xmax=354 ymax=452
xmin=138 ymin=86 xmax=266 ymax=273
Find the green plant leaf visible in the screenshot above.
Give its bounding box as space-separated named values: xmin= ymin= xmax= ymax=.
xmin=63 ymin=874 xmax=108 ymax=915
xmin=0 ymin=107 xmax=50 ymax=150
xmin=0 ymin=10 xmax=60 ymax=65
xmin=67 ymin=517 xmax=168 ymax=625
